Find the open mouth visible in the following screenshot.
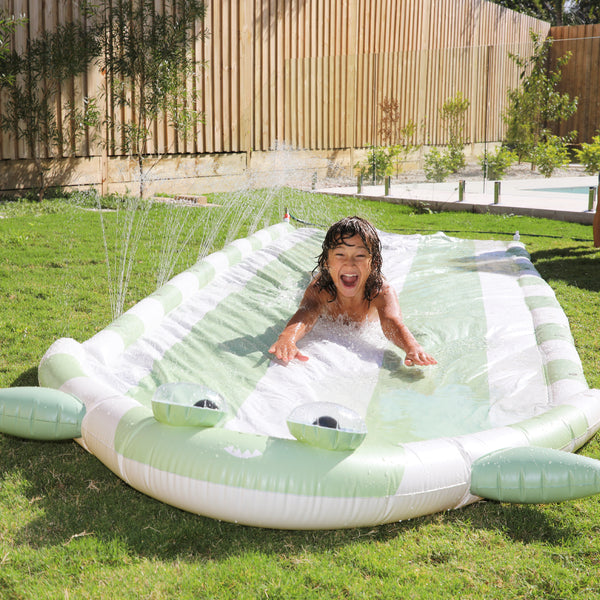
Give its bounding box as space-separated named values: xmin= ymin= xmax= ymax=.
xmin=340 ymin=274 xmax=359 ymax=288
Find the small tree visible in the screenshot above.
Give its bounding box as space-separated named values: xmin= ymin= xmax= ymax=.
xmin=96 ymin=0 xmax=208 ymax=198
xmin=378 ymin=98 xmax=422 ymax=172
xmin=439 ymin=91 xmax=470 ymax=172
xmin=355 ymin=97 xmax=422 ymax=182
xmin=0 ymin=12 xmax=100 ymax=201
xmin=423 ymin=92 xmax=470 ymax=181
xmin=503 ymin=30 xmax=577 ymax=165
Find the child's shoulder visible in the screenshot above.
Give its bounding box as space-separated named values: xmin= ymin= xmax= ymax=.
xmin=301 ymin=277 xmax=329 ymax=306
xmin=372 ymin=279 xmax=398 ymax=307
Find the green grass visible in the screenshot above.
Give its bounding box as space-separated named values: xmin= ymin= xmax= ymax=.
xmin=1 ymin=190 xmax=600 ymax=599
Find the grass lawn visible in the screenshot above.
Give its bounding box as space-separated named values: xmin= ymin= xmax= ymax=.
xmin=1 ymin=189 xmax=599 ymax=599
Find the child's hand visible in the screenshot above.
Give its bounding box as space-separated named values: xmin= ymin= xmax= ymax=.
xmin=269 ymin=338 xmax=309 ymax=364
xmin=404 ymin=347 xmax=437 ymax=367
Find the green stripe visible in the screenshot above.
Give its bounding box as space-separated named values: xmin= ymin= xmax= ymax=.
xmin=509 ymin=404 xmax=589 ymax=448
xmin=534 ymin=322 xmax=574 ymax=344
xmin=525 ymin=295 xmax=560 ymax=310
xmin=546 ymin=359 xmax=586 ymax=385
xmin=518 ymin=275 xmax=545 ymax=287
xmin=105 ymin=313 xmax=145 ymax=348
xmin=150 ymin=284 xmax=183 ymax=315
xmin=367 ymin=237 xmax=491 ymax=443
xmin=221 ymin=244 xmax=243 ymax=266
xmin=187 ymin=261 xmax=216 ymax=287
xmin=38 ymin=353 xmax=87 ymax=389
xmin=114 ymin=406 xmax=406 ymax=497
xmin=507 ymin=246 xmax=529 ymax=258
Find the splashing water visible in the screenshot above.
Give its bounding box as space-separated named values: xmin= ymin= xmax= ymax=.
xmin=97 ymin=195 xmax=153 ymax=319
xmin=98 ymin=142 xmax=362 ymax=318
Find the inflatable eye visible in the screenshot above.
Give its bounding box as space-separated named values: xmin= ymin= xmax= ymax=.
xmin=312 ymin=415 xmax=339 ymax=429
xmin=152 ymin=382 xmax=227 ymax=427
xmin=194 ymin=399 xmax=219 ymax=410
xmin=287 ymin=402 xmax=367 ymax=451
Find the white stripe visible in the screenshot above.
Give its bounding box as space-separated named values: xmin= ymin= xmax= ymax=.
xmin=168 ymin=271 xmax=201 ymax=297
xmin=475 ymin=240 xmax=549 ymax=426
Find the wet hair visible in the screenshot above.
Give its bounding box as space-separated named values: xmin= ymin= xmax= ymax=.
xmin=314 ymin=216 xmax=383 ymax=302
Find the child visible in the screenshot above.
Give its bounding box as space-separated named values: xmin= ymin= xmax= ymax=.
xmin=269 ymin=216 xmax=437 ymax=367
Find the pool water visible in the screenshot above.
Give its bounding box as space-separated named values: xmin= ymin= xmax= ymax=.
xmin=527 ymin=185 xmax=592 ymax=195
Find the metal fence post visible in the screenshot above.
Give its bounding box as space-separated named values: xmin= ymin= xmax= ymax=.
xmin=494 ymin=181 xmax=501 ymax=205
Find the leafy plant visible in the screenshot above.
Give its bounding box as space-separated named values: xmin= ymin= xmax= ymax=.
xmin=95 ymin=0 xmax=208 ymax=198
xmin=378 ymin=99 xmax=423 ymax=174
xmin=531 ymin=134 xmax=571 ymax=177
xmin=423 ymin=147 xmax=453 ymax=182
xmin=0 ymin=10 xmax=100 ymax=201
xmin=575 ymin=134 xmax=600 ymax=175
xmin=503 ymin=30 xmax=577 ymax=164
xmin=355 ymin=144 xmax=403 ymax=182
xmin=439 ymin=91 xmax=470 ymax=173
xmin=423 ymin=92 xmax=470 ymax=181
xmin=356 ymin=102 xmax=423 ymax=182
xmin=480 ymin=146 xmax=518 ymax=180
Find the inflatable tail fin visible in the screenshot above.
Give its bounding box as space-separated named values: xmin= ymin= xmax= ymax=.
xmin=470 ymin=446 xmax=600 ymax=503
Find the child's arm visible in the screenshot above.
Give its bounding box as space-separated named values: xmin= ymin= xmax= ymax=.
xmin=269 ymin=282 xmax=322 ymax=364
xmin=375 ymin=282 xmax=437 ymax=367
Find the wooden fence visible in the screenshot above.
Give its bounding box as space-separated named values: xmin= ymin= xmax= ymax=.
xmin=550 ymin=24 xmax=600 ymax=144
xmin=1 ymin=0 xmax=550 ymax=165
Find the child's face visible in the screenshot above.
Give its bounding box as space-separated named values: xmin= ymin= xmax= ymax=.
xmin=325 ymin=234 xmax=372 ymax=300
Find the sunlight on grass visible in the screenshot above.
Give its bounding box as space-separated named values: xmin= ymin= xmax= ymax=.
xmin=0 ymin=190 xmax=599 ymax=599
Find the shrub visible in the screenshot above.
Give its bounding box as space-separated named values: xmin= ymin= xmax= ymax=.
xmin=446 ymin=143 xmax=466 ymax=173
xmin=355 ymin=145 xmax=402 ymax=183
xmin=532 ymin=136 xmax=570 ymax=177
xmin=424 ymin=148 xmax=453 ymax=182
xmin=440 ymin=92 xmax=470 ymax=174
xmin=480 ymin=146 xmax=518 ymax=180
xmin=575 ymin=135 xmax=600 ymax=175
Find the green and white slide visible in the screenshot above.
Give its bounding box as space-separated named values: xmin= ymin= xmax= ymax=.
xmin=2 ymin=222 xmax=599 ymax=529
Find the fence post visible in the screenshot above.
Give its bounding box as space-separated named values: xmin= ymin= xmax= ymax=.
xmin=357 ymin=174 xmax=363 ymax=194
xmin=384 ymin=176 xmax=391 ymax=196
xmin=594 ymin=197 xmax=600 ymax=248
xmin=588 ymin=186 xmax=596 ymax=211
xmin=458 ymin=180 xmax=465 ymax=202
xmin=494 ymin=181 xmax=501 ymax=205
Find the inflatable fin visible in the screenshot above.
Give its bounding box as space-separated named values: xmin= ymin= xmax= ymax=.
xmin=470 ymin=446 xmax=600 ymax=503
xmin=0 ymin=386 xmax=85 ymax=440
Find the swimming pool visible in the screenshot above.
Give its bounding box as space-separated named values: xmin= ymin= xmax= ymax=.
xmin=526 ymin=186 xmax=593 ymax=195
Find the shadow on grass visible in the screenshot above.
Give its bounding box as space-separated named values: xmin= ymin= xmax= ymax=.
xmin=441 ymin=501 xmax=579 ymax=545
xmin=530 ymin=245 xmax=600 ymax=292
xmin=0 ymin=430 xmax=585 ymax=562
xmin=10 ymin=367 xmax=38 ymax=387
